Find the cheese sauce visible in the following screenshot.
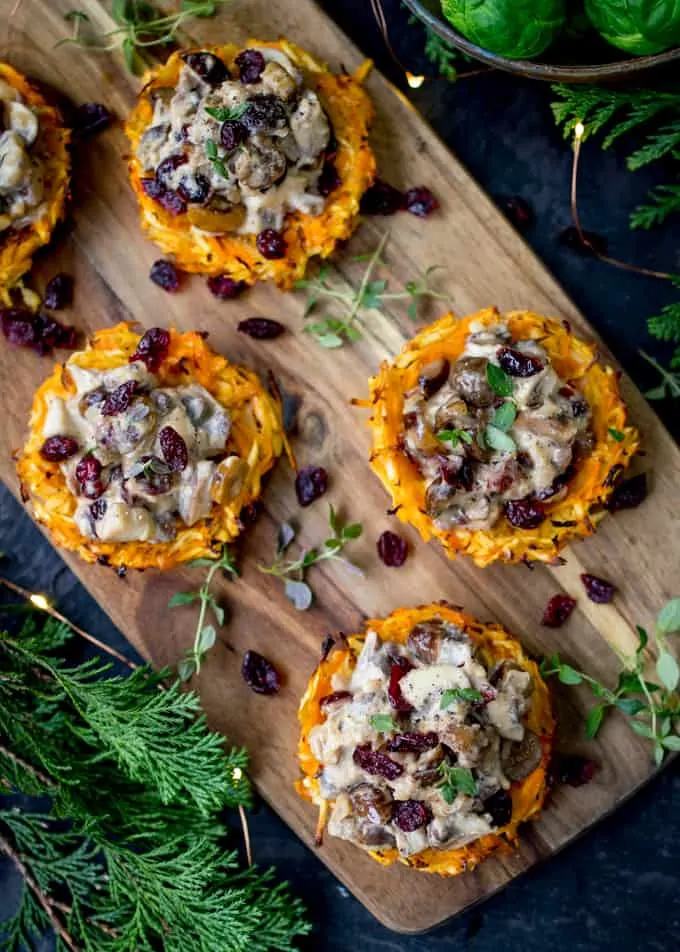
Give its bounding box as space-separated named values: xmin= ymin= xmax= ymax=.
xmin=0 ymin=79 xmax=46 ymax=234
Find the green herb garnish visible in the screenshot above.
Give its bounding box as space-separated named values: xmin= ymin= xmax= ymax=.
xmin=484 ymin=425 xmax=516 ymax=454
xmin=440 ymin=687 xmax=483 ymax=709
xmin=491 ymin=400 xmax=517 ymax=431
xmin=438 ymin=763 xmax=477 ymax=804
xmin=486 ymin=362 xmax=513 ymax=397
xmin=437 ymin=429 xmax=473 ymax=447
xmin=608 ymin=427 xmax=625 ymax=442
xmin=205 ymin=138 xmax=229 ymax=179
xmin=204 ymin=103 xmax=250 ymax=123
xmin=370 ymin=714 xmax=396 ymax=733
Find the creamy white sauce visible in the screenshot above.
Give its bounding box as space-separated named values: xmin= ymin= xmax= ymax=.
xmin=0 ymin=87 xmax=45 ymax=234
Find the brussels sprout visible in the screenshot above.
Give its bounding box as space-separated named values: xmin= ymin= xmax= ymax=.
xmin=440 ymin=0 xmax=566 ymax=59
xmin=585 ymin=0 xmax=680 ymax=55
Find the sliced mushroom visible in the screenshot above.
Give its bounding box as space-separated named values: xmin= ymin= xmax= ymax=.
xmin=501 ymin=730 xmax=543 ymax=782
xmin=418 ymin=358 xmax=449 ymax=399
xmin=7 ymin=101 xmax=38 ymax=146
xmin=349 ymin=783 xmax=393 ymax=824
xmin=448 ymin=356 xmax=496 ymax=408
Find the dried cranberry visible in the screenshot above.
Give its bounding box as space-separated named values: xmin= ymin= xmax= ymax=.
xmin=206 ymin=275 xmax=247 ymax=299
xmin=235 ymin=48 xmax=266 ymax=84
xmin=256 ymin=228 xmax=286 ymax=260
xmin=295 ymin=466 xmax=328 ymax=507
xmin=542 ymin=594 xmax=577 ymax=628
xmin=177 ymin=173 xmax=210 ymax=204
xmin=72 ymin=102 xmax=113 ymax=138
xmin=182 ymin=51 xmax=230 ymax=86
xmin=241 ymin=649 xmax=280 ymax=694
xmin=43 ymin=273 xmax=73 ymax=310
xmin=377 ymin=530 xmax=408 ymax=567
xmin=353 ymin=744 xmax=403 ymax=780
xmin=1 ymin=307 xmax=77 ymax=355
xmin=90 ymin=498 xmax=107 ymax=521
xmin=497 ymin=346 xmax=544 ymax=377
xmin=442 ymin=457 xmax=475 ymax=492
xmin=385 ymin=732 xmax=438 ymax=754
xmin=319 ymin=690 xmax=352 ymax=711
xmin=547 ymin=753 xmax=595 ymax=788
xmin=360 ymin=179 xmax=404 ymax=216
xmin=156 ymin=153 xmax=188 ymax=187
xmin=75 ymin=455 xmax=104 ymax=499
xmin=499 ymin=195 xmax=533 ymax=230
xmin=130 ymin=327 xmax=170 ymax=372
xmin=101 ymin=380 xmax=139 ymax=416
xmin=559 ymin=226 xmax=607 ymax=257
xmin=607 ymin=473 xmax=647 ymax=512
xmin=220 ymin=119 xmax=248 ymax=151
xmin=536 ymin=466 xmax=574 ymax=501
xmin=392 ymin=799 xmax=432 ymax=832
xmin=237 ymin=317 xmax=285 ymax=339
xmin=40 ymin=435 xmax=79 ymax=462
xmin=483 ymin=790 xmax=512 ymax=827
xmin=504 ymin=498 xmax=546 ymax=529
xmin=149 ymin=259 xmax=181 ymax=293
xmin=140 ymin=176 xmax=186 ymax=216
xmin=580 ymin=573 xmax=616 ymax=604
xmin=388 ymin=657 xmax=414 ymax=713
xmin=159 ymin=426 xmax=189 ymax=472
xmin=242 ymin=95 xmax=287 ymax=134
xmin=402 ymin=186 xmax=439 ymax=218
xmin=318 ymin=160 xmax=341 ymax=197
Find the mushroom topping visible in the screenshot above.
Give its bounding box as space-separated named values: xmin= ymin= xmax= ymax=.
xmin=0 ymin=87 xmax=45 ymax=234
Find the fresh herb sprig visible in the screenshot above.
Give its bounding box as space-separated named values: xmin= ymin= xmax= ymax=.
xmin=440 ymin=687 xmax=483 ymax=709
xmin=540 ymin=597 xmax=680 ymax=764
xmin=258 ymin=505 xmax=363 ymax=610
xmin=294 ymin=233 xmax=448 ymax=348
xmin=169 ymin=545 xmax=239 ymax=680
xmin=437 ymin=429 xmax=473 ymax=447
xmin=437 ymin=763 xmax=477 ymax=803
xmin=205 ymin=138 xmax=229 ymax=179
xmin=370 ymin=713 xmax=396 ymax=733
xmin=60 ymin=0 xmax=229 ymax=75
xmin=205 ymin=103 xmax=249 ymax=123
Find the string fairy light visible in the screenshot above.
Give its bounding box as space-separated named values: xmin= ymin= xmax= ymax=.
xmin=406 ymin=71 xmax=425 ymax=89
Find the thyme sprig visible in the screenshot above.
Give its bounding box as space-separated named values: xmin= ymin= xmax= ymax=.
xmin=168 ymin=545 xmax=239 ymax=680
xmin=540 ymin=598 xmax=680 ymax=764
xmin=294 ymin=233 xmax=448 ymax=348
xmin=258 ymin=505 xmax=363 ymax=610
xmin=60 ymin=0 xmax=229 ymax=75
xmin=437 ymin=763 xmax=477 ymax=803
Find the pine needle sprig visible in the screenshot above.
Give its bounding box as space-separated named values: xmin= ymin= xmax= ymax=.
xmin=630 ymin=184 xmax=680 ymax=231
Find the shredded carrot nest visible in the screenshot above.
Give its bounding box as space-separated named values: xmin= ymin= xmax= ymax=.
xmin=361 ymin=308 xmax=640 ymax=567
xmin=16 ymin=322 xmax=286 ymax=571
xmin=296 ymin=602 xmax=555 ymax=876
xmin=0 ymin=63 xmax=70 ymax=293
xmin=125 ymin=40 xmax=376 ymax=289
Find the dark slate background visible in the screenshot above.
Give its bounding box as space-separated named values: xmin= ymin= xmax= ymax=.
xmin=2 ymin=0 xmax=680 ymax=947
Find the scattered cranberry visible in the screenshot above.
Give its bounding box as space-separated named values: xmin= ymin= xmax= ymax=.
xmin=242 ymin=95 xmax=287 ymax=134
xmin=536 ymin=466 xmax=574 ymax=501
xmin=1 ymin=308 xmax=77 ymax=355
xmin=318 ymin=160 xmax=341 ymax=197
xmin=360 ymin=179 xmax=404 ymax=216
xmin=130 ymin=327 xmax=170 ymax=372
xmin=377 ymin=530 xmax=408 ymax=567
xmin=295 ymin=466 xmax=328 ymax=507
xmin=319 ymin=690 xmax=352 ymax=712
xmin=40 ymin=435 xmax=79 ymax=462
xmin=442 ymin=457 xmax=475 ymax=492
xmin=581 ymin=573 xmax=616 ymax=604
xmin=43 ymin=273 xmax=73 ymax=310
xmin=241 ymin=649 xmax=280 ymax=694
xmin=177 ymin=173 xmax=210 ymax=204
xmin=607 ymin=473 xmax=647 ymax=512
xmin=353 ymin=744 xmax=403 ymax=780
xmin=90 ymin=498 xmax=107 ymax=521
xmin=182 ymin=51 xmax=230 ymax=85
xmin=558 ymin=226 xmax=607 ymax=257
xmin=72 ymin=102 xmax=113 ymax=138
xmin=149 ymin=259 xmax=181 ymax=293
xmin=220 ymin=119 xmax=248 ymax=151
xmin=237 ymin=317 xmax=286 ymax=339
xmin=504 ymin=498 xmax=546 ymax=529
xmin=256 ymin=228 xmax=286 ymax=259
xmin=75 ymin=455 xmax=104 ymax=499
xmin=101 ymin=380 xmax=139 ymax=416
xmin=159 ymin=426 xmax=189 ymax=472
xmin=392 ymin=799 xmax=432 ymax=832
xmin=483 ymin=789 xmax=512 ymax=827
xmin=402 ymin=186 xmax=439 ymax=218
xmin=497 ymin=346 xmax=544 ymax=377
xmin=206 ymin=274 xmax=247 ymax=299
xmin=140 ymin=176 xmax=186 ymax=216
xmin=547 ymin=753 xmax=596 ymax=788
xmin=235 ymin=48 xmax=266 ymax=84
xmin=499 ymin=195 xmax=533 ymax=230
xmin=542 ymin=594 xmax=577 ymax=628
xmin=388 ymin=657 xmax=414 ymax=712
xmin=385 ymin=732 xmax=438 ymax=754
xmin=156 ymin=153 xmax=188 ymax=187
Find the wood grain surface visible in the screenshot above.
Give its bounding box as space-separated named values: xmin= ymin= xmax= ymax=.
xmin=0 ymin=0 xmax=677 ymax=934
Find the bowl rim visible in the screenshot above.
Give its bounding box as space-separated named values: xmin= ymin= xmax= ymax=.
xmin=403 ymin=0 xmax=680 ymax=83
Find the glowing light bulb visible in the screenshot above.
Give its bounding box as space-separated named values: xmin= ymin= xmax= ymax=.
xmin=232 ymin=767 xmax=243 ymax=782
xmin=406 ymin=72 xmax=425 ymax=89
xmin=574 ymin=121 xmax=585 ymax=140
xmin=29 ymin=593 xmax=50 ymax=611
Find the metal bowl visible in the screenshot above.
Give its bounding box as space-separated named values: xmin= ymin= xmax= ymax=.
xmin=403 ymin=0 xmax=680 ymax=83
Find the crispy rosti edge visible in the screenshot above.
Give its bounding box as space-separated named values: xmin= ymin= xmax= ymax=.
xmin=125 ymin=40 xmax=376 ymax=288
xmin=295 ymin=602 xmax=555 ymax=876
xmin=16 ymin=322 xmax=286 ymax=570
xmin=0 ymin=63 xmax=70 ymax=291
xmin=360 ymin=308 xmax=640 ymax=567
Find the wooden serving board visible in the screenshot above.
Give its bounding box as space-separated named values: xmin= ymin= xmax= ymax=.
xmin=1 ymin=0 xmax=678 ymax=934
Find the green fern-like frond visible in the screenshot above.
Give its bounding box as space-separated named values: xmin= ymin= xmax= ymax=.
xmin=648 ymin=301 xmax=680 ymax=343
xmin=631 ymin=184 xmax=680 ymax=230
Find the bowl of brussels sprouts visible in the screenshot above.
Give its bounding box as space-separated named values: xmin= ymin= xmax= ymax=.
xmin=403 ymin=0 xmax=680 ymax=82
